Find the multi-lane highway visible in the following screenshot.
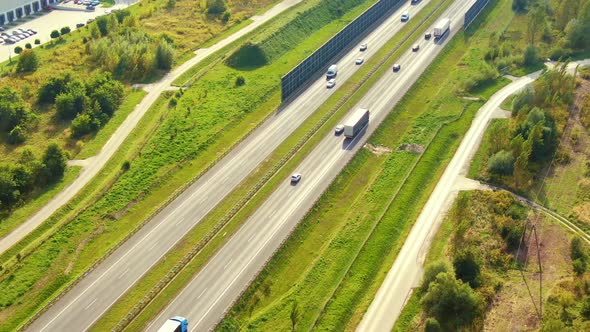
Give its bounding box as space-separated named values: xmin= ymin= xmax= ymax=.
xmin=26 ymin=0 xmax=429 ymax=330
xmin=149 ymin=1 xmax=475 ymax=330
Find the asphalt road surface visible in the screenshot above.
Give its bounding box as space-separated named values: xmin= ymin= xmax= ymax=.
xmin=148 ymin=1 xmax=476 ymax=331
xmin=0 ymin=0 xmax=303 ymax=254
xmin=26 ymin=0 xmax=427 ymax=330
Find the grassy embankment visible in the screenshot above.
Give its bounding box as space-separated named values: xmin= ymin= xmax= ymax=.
xmin=216 ymin=2 xmax=520 ymax=331
xmin=98 ymin=0 xmax=458 ymax=330
xmin=0 ymin=0 xmax=386 ymax=330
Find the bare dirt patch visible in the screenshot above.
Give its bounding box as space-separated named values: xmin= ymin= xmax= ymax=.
xmin=397 ymin=143 xmax=425 ymax=154
xmin=365 ymin=143 xmax=393 ymax=155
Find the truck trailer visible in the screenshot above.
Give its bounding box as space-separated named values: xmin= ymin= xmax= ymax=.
xmin=158 ymin=316 xmax=188 ymax=332
xmin=344 ymin=108 xmax=370 ymax=138
xmin=433 ymin=18 xmax=450 ymax=39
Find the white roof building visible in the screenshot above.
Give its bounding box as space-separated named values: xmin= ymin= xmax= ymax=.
xmin=0 ymin=0 xmax=58 ymax=26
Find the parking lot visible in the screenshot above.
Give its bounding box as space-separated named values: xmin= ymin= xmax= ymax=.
xmin=0 ymin=0 xmax=139 ymax=63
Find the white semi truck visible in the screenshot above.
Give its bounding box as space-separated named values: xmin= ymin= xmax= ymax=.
xmin=433 ymin=18 xmax=450 ymax=39
xmin=158 ymin=316 xmax=188 ymax=332
xmin=343 ymin=108 xmax=370 ymax=138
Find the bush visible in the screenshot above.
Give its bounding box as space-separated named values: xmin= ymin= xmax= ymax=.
xmin=581 ymin=297 xmax=590 ymax=320
xmin=24 ymin=43 xmax=32 ymax=49
xmin=16 ymin=49 xmax=39 ymax=73
xmin=55 ymin=80 xmax=89 ymax=120
xmin=50 ymin=30 xmax=60 ymax=39
xmin=0 ymin=87 xmax=32 ymax=133
xmin=488 ymin=150 xmax=515 ymax=175
xmin=420 ymin=272 xmax=482 ymax=330
xmin=60 ymin=26 xmax=71 ymax=35
xmin=155 ymin=41 xmax=175 ymax=70
xmin=421 ymin=260 xmax=451 ymax=293
xmin=14 ymin=46 xmax=23 ymax=54
xmin=523 ymin=44 xmax=539 ymax=67
xmin=71 ymin=113 xmax=99 ymax=138
xmin=121 ymin=160 xmax=131 ymax=171
xmin=207 ymin=0 xmax=227 ymax=14
xmin=235 ymin=75 xmax=246 ymax=87
xmin=573 ymin=258 xmax=587 ymax=276
xmin=221 ymin=11 xmax=231 ymax=24
xmin=8 ymin=125 xmax=26 ymax=144
xmin=38 ymin=72 xmax=74 ymax=103
xmin=34 ymin=39 xmax=40 ymax=45
xmin=549 ymin=46 xmax=570 ymax=61
xmin=166 ymin=0 xmax=176 ymax=9
xmin=512 ymin=87 xmax=534 ymax=115
xmin=424 ymin=318 xmax=442 ymax=332
xmin=453 ymin=249 xmax=481 ymax=288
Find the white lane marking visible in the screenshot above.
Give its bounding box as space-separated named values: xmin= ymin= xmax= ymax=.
xmin=174 ymin=216 xmax=186 ymax=226
xmin=84 ymin=298 xmax=97 ymax=311
xmin=247 ymin=234 xmax=256 ymax=243
xmin=223 ymin=259 xmax=233 ymax=271
xmin=197 ymin=288 xmax=208 ymax=300
xmin=147 ymin=242 xmax=158 ymax=252
xmin=117 ymin=268 xmax=130 ymax=280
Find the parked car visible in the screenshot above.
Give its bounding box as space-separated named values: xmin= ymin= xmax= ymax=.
xmin=43 ymin=6 xmax=52 ymax=11
xmin=392 ymin=63 xmax=401 ymax=72
xmin=359 ymin=43 xmax=368 ymax=51
xmin=91 ymin=1 xmax=100 ymax=6
xmin=412 ymin=44 xmax=419 ymax=52
xmin=291 ymin=173 xmax=302 ymax=183
xmin=28 ymin=29 xmax=37 ymax=35
xmin=0 ymin=26 xmax=5 ymax=31
xmin=326 ymin=78 xmax=336 ymax=88
xmin=355 ymin=57 xmax=364 ymax=65
xmin=335 ymin=124 xmax=345 ymax=135
xmin=76 ymin=23 xmax=85 ymax=28
xmin=86 ymin=5 xmax=95 ymax=11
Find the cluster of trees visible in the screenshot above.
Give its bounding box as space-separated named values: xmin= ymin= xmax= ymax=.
xmin=38 ymin=71 xmax=125 ymax=138
xmin=0 ymin=87 xmax=35 ymax=145
xmin=0 ymin=144 xmax=67 ymax=212
xmin=84 ymin=11 xmax=174 ymax=80
xmin=485 ymin=65 xmax=573 ymax=189
xmin=420 ymin=192 xmax=527 ymax=330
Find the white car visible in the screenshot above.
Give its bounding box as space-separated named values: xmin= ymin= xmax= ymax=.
xmin=355 ymin=57 xmax=364 ymax=65
xmin=359 ymin=43 xmax=367 ymax=51
xmin=401 ymin=11 xmax=410 ymax=21
xmin=335 ymin=124 xmax=345 ymax=135
xmin=392 ymin=63 xmax=401 ymax=72
xmin=327 ymin=78 xmax=336 ymax=88
xmin=412 ymin=44 xmax=419 ymax=52
xmin=291 ymin=173 xmax=302 ymax=183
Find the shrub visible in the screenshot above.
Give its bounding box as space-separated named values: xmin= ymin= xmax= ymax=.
xmin=16 ymin=49 xmax=39 ymax=73
xmin=60 ymin=26 xmax=71 ymax=35
xmin=41 ymin=143 xmax=67 ymax=183
xmin=14 ymin=46 xmax=23 ymax=54
xmin=50 ymin=30 xmax=60 ymax=39
xmin=71 ymin=113 xmax=99 ymax=138
xmin=421 ymin=260 xmax=451 ymax=293
xmin=453 ymin=249 xmax=481 ymax=288
xmin=221 ymin=11 xmax=231 ymax=24
xmin=55 ymin=79 xmax=88 ymax=120
xmin=0 ymin=87 xmax=32 ymax=133
xmin=523 ymin=44 xmax=539 ymax=67
xmin=121 ymin=160 xmax=131 ymax=171
xmin=487 ymin=150 xmax=515 ymax=175
xmin=34 ymin=39 xmax=40 ymax=45
xmin=573 ymin=258 xmax=587 ymax=276
xmin=166 ymin=0 xmax=176 ymax=9
xmin=8 ymin=125 xmax=26 ymax=144
xmin=24 ymin=43 xmax=32 ymax=49
xmin=207 ymin=0 xmax=227 ymax=14
xmin=235 ymin=75 xmax=246 ymax=87
xmin=155 ymin=41 xmax=175 ymax=70
xmin=581 ymin=297 xmax=590 ymax=319
xmin=38 ymin=72 xmax=74 ymax=103
xmin=424 ymin=318 xmax=442 ymax=332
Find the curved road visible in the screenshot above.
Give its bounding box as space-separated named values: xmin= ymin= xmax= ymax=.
xmin=26 ymin=0 xmax=428 ymax=330
xmin=0 ymin=0 xmax=303 ymax=254
xmin=148 ymin=1 xmax=474 ymax=330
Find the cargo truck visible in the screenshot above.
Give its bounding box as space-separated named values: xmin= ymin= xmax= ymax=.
xmin=344 ymin=108 xmax=370 ymax=138
xmin=158 ymin=316 xmax=188 ymax=332
xmin=326 ymin=64 xmax=338 ymax=79
xmin=433 ymin=18 xmax=450 ymax=39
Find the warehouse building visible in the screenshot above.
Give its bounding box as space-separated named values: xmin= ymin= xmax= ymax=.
xmin=0 ymin=0 xmax=58 ymax=26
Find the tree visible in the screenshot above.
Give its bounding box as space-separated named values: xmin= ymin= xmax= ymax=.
xmin=96 ymin=16 xmax=110 ymax=36
xmin=87 ymin=72 xmax=125 ymax=116
xmin=50 ymin=30 xmax=60 ymax=39
xmin=512 ymin=87 xmax=534 ymax=115
xmin=41 ymin=143 xmax=67 ymax=183
xmin=8 ymin=125 xmax=26 ymax=144
xmin=16 ymin=49 xmax=39 ymax=73
xmin=488 ymin=150 xmax=515 ymax=175
xmin=24 ymin=43 xmax=32 ymax=49
xmin=0 ymin=168 xmax=19 ymax=208
xmin=55 ymin=79 xmax=88 ymax=119
xmin=581 ymin=297 xmax=590 ymax=319
xmin=89 ymin=23 xmax=100 ymax=39
xmin=221 ymin=11 xmax=231 ymax=24
xmin=290 ymin=301 xmax=301 ymax=331
xmin=14 ymin=46 xmax=22 ymax=54
xmin=155 ymin=41 xmax=175 ymax=70
xmin=421 ymin=260 xmax=451 ymax=293
xmin=527 ymin=5 xmax=546 ymax=46
xmin=424 ymin=318 xmax=442 ymax=332
xmin=512 ymin=0 xmax=528 ymax=12
xmin=523 ymin=44 xmax=539 ymax=67
xmin=38 ymin=71 xmax=74 ymax=103
xmin=420 ymin=272 xmax=482 ymax=329
xmin=60 ymin=26 xmax=71 ymax=35
xmin=71 ymin=113 xmax=98 ymax=138
xmin=166 ymin=0 xmax=176 ymax=9
xmin=453 ymin=249 xmax=481 ymax=288
xmin=34 ymin=39 xmax=40 ymax=45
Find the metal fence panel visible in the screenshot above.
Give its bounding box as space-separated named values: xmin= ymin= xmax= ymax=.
xmin=464 ymin=0 xmax=491 ymax=29
xmin=281 ymin=0 xmax=404 ymax=101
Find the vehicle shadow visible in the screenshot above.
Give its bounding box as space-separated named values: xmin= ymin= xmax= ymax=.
xmin=341 ymin=127 xmax=367 ymax=150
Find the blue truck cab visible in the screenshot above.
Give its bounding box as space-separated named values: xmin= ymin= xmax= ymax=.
xmin=158 ymin=316 xmax=188 ymax=332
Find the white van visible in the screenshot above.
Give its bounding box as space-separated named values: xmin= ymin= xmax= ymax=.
xmin=326 ymin=64 xmax=338 ymax=79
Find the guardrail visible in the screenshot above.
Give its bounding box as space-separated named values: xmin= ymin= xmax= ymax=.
xmin=464 ymin=0 xmax=492 ymax=29
xmin=114 ymin=0 xmax=452 ymax=329
xmin=280 ymin=0 xmax=404 ymax=101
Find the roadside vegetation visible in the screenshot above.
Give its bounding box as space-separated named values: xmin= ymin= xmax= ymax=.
xmin=0 ymin=0 xmax=278 ymax=220
xmin=0 ymin=0 xmax=390 ymax=330
xmin=216 ymin=0 xmax=532 ymax=330
xmin=394 ymin=190 xmax=590 ymax=331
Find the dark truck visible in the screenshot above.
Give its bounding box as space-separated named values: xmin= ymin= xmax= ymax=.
xmin=344 ymin=108 xmax=370 ymax=138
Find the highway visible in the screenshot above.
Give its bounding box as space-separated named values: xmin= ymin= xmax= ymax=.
xmin=0 ymin=0 xmax=304 ymax=255
xmin=148 ymin=1 xmax=475 ymax=330
xmin=26 ymin=0 xmax=428 ymax=330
